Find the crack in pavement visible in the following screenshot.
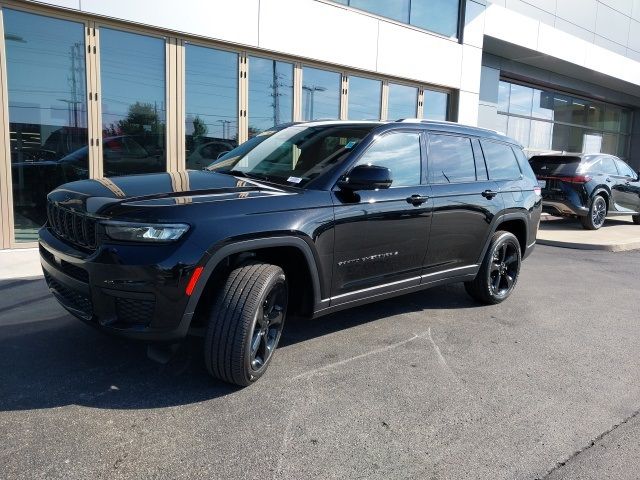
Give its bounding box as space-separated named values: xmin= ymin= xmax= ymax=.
xmin=537 ymin=407 xmax=640 ymax=479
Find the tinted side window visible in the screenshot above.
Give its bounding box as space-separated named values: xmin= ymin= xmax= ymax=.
xmin=512 ymin=147 xmax=537 ymax=182
xmin=428 ymin=134 xmax=476 ymax=184
xmin=616 ymin=159 xmax=636 ymax=178
xmin=482 ymin=141 xmax=522 ymax=180
xmin=583 ymin=157 xmax=618 ymax=175
xmin=355 ymin=131 xmax=422 ymax=187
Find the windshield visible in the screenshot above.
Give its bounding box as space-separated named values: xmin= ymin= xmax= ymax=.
xmin=206 ymin=124 xmax=377 ymax=186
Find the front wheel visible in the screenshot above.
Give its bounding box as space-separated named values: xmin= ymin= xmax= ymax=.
xmin=465 ymin=231 xmax=521 ymax=305
xmin=204 ymin=261 xmax=288 ymax=386
xmin=581 ymin=195 xmax=607 ymax=230
xmin=633 ymin=215 xmax=640 ymax=225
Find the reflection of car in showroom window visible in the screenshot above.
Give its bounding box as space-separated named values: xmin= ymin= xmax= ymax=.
xmin=186 ymin=139 xmax=236 ymax=170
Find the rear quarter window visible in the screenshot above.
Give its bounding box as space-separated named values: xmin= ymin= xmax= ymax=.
xmin=512 ymin=147 xmax=537 ymax=183
xmin=481 ymin=140 xmax=522 ymax=180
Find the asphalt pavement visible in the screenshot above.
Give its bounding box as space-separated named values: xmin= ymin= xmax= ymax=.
xmin=1 ymin=245 xmax=639 ymax=479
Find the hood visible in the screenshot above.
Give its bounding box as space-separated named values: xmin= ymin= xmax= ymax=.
xmin=47 ymin=170 xmax=288 ymax=215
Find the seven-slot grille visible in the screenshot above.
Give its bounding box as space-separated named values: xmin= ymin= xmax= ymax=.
xmin=47 ymin=201 xmax=98 ymax=249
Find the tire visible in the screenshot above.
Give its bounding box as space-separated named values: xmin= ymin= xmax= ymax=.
xmin=633 ymin=215 xmax=640 ymax=225
xmin=204 ymin=261 xmax=288 ymax=386
xmin=580 ymin=195 xmax=607 ymax=230
xmin=464 ymin=231 xmax=521 ymax=305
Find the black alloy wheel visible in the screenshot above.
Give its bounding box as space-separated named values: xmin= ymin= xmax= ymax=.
xmin=204 ymin=261 xmax=288 ymax=386
xmin=249 ymin=281 xmax=287 ymax=372
xmin=465 ymin=231 xmax=522 ymax=305
xmin=581 ymin=195 xmax=607 ymax=230
xmin=488 ymin=240 xmax=520 ymax=298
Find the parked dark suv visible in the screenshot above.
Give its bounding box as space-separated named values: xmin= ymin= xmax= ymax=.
xmin=530 ymin=153 xmax=640 ymax=229
xmin=40 ymin=120 xmax=542 ymax=386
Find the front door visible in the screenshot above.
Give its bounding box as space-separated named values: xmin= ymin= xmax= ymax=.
xmin=424 ymin=134 xmax=503 ymax=274
xmin=612 ymin=159 xmax=640 ymax=213
xmin=331 ymin=130 xmax=432 ymax=300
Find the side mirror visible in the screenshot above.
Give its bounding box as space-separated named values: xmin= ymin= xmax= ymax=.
xmin=338 ymin=164 xmax=393 ymax=191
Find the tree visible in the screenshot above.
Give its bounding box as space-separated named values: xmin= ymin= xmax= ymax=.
xmin=115 ymin=101 xmax=163 ymax=136
xmin=191 ymin=116 xmax=208 ymax=145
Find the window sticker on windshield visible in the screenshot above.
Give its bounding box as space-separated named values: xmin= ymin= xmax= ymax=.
xmin=287 ymin=176 xmax=302 ymax=184
xmin=345 ymin=140 xmax=358 ymax=149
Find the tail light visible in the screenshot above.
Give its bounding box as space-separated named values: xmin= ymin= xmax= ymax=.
xmin=533 ymin=186 xmax=542 ymax=196
xmin=557 ymin=175 xmax=592 ymax=184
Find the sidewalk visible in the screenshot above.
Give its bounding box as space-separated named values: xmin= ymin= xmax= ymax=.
xmin=0 ymin=248 xmax=42 ymax=280
xmin=538 ymin=215 xmax=640 ymax=252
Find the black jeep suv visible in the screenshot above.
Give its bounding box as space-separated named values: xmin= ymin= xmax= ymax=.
xmin=40 ymin=120 xmax=542 ymax=386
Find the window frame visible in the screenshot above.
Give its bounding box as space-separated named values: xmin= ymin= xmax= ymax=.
xmin=426 ymin=132 xmax=479 ymax=185
xmin=349 ymin=128 xmax=425 ymax=188
xmin=480 ymin=139 xmax=524 ymax=182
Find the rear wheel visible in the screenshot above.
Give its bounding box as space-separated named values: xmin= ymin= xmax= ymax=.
xmin=204 ymin=261 xmax=288 ymax=386
xmin=581 ymin=195 xmax=607 ymax=230
xmin=633 ymin=215 xmax=640 ymax=225
xmin=464 ymin=231 xmax=521 ymax=305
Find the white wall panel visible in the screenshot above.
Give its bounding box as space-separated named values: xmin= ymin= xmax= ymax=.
xmin=457 ymin=90 xmax=480 ymax=125
xmin=460 ymin=45 xmax=483 ymax=94
xmin=485 ymin=3 xmax=640 ymax=87
xmin=537 ymin=23 xmax=588 ymax=66
xmin=259 ymin=0 xmax=378 ymax=72
xmin=484 ymin=5 xmax=539 ymax=51
xmin=377 ymin=21 xmax=463 ymax=88
xmin=464 ymin=0 xmax=486 ymax=49
xmin=80 ymin=0 xmax=260 ymax=46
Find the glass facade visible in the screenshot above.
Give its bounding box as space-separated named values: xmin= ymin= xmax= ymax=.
xmin=301 ymin=67 xmax=341 ymax=121
xmin=185 ymin=45 xmax=238 ymax=169
xmin=333 ymin=0 xmax=460 ymax=37
xmin=387 ymin=83 xmax=418 ymax=120
xmin=348 ymin=76 xmax=381 ymax=120
xmin=0 ymin=7 xmax=451 ymax=247
xmin=4 ymin=9 xmax=89 ymax=242
xmin=248 ymin=56 xmax=293 ymax=138
xmin=100 ymin=28 xmax=167 ymax=177
xmin=423 ymin=90 xmax=449 ymax=121
xmin=498 ymin=80 xmax=633 ymax=159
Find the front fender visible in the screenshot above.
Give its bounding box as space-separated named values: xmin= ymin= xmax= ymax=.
xmin=182 ymin=235 xmax=326 ymax=324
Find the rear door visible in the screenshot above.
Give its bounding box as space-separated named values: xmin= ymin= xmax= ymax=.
xmin=480 ymin=139 xmax=527 ymax=213
xmin=424 ymin=133 xmax=502 ymax=275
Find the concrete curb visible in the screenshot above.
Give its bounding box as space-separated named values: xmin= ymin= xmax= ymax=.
xmin=537 ymin=238 xmax=640 ymax=252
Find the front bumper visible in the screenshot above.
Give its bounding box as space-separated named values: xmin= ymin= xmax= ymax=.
xmin=39 ymin=226 xmax=204 ymax=342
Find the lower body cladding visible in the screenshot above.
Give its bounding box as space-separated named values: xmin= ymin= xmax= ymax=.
xmin=39 ymin=227 xmax=196 ymax=342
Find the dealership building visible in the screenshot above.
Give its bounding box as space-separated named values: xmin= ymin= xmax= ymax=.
xmin=0 ymin=0 xmax=639 ymax=249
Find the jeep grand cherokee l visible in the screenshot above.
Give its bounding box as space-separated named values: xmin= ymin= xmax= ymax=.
xmin=530 ymin=153 xmax=640 ymax=229
xmin=40 ymin=120 xmax=542 ymax=386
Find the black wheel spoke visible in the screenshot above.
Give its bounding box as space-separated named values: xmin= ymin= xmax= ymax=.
xmin=505 ymin=253 xmax=518 ymax=266
xmin=505 ymin=274 xmax=514 ymax=288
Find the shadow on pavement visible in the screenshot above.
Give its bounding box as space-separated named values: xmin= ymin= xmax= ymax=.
xmin=0 ymin=276 xmax=477 ymax=412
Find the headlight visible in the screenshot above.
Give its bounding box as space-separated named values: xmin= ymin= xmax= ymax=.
xmin=103 ymin=222 xmax=190 ymax=242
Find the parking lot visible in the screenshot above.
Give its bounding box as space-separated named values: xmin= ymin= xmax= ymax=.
xmin=1 ymin=244 xmax=640 ymax=479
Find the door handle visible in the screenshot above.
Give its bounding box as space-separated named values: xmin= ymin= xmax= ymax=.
xmin=406 ymin=194 xmax=429 ymax=206
xmin=482 ymin=190 xmax=499 ymax=199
